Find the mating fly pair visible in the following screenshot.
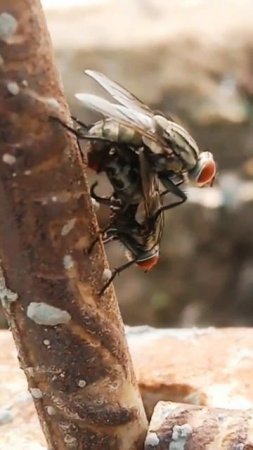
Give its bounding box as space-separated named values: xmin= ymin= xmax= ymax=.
xmin=52 ymin=70 xmax=216 ymax=294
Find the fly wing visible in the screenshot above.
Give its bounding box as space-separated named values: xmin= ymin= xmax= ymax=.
xmin=85 ymin=70 xmax=176 ymax=123
xmin=135 ymin=149 xmax=164 ymax=250
xmin=75 ymin=93 xmax=153 ymax=130
xmin=136 ymin=148 xmax=161 ymax=222
xmin=85 ymin=69 xmax=154 ymax=118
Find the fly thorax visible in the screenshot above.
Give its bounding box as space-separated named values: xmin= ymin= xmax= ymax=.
xmin=153 ymin=114 xmax=170 ymax=133
xmin=154 ymin=115 xmax=199 ymax=170
xmin=142 ymin=136 xmax=165 ymax=155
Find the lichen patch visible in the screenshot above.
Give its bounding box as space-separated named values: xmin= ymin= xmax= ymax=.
xmin=27 ymin=302 xmax=71 ymax=326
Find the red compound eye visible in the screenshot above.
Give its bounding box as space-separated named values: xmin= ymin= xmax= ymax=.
xmin=197 ymin=160 xmax=216 ymax=186
xmin=136 ymin=255 xmax=159 ymax=271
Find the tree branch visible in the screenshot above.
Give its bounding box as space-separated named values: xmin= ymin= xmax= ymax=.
xmin=0 ymin=1 xmax=147 ymax=448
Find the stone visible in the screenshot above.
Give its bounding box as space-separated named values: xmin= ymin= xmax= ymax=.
xmin=2 ymin=327 xmax=253 ymax=446
xmin=146 ymin=401 xmax=253 ymax=449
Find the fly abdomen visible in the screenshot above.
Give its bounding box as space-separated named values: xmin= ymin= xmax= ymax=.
xmin=88 ymin=119 xmax=143 ymax=146
xmin=106 ymin=159 xmax=141 ymax=203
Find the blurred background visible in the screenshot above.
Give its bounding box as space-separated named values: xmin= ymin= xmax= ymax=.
xmin=3 ymin=0 xmax=253 ymax=328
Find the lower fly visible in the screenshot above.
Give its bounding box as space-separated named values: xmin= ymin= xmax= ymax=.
xmin=89 ymin=181 xmax=185 ymax=295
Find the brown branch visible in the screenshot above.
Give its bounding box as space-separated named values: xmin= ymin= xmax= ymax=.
xmin=0 ymin=1 xmax=147 ymax=449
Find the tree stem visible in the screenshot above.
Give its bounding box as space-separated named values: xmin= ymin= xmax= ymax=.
xmin=0 ymin=1 xmax=147 ymax=448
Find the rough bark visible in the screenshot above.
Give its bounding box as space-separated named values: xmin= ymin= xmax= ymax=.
xmin=146 ymin=401 xmax=253 ymax=449
xmin=0 ymin=1 xmax=147 ymax=449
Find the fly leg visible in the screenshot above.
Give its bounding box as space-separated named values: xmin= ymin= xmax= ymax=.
xmin=90 ymin=182 xmax=121 ymax=208
xmin=87 ymin=224 xmax=117 ymax=254
xmin=49 ymin=116 xmax=89 ymax=138
xmin=151 ymin=177 xmax=187 ymax=223
xmin=50 ymin=116 xmax=115 ymax=144
xmin=88 ymin=189 xmax=122 ymax=254
xmin=70 ymin=116 xmax=88 ymax=129
xmin=100 ymin=258 xmax=137 ymax=296
xmin=160 ymin=175 xmax=185 ymax=198
xmin=153 ymin=196 xmax=186 ymax=222
xmin=159 ymin=173 xmax=186 ymax=201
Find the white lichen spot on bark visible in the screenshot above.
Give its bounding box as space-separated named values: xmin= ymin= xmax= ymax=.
xmin=63 ymin=254 xmax=74 ymax=270
xmin=43 ymin=97 xmax=61 ymax=110
xmin=0 ymin=13 xmax=17 ymax=41
xmin=0 ymin=264 xmax=18 ymax=309
xmin=102 ymin=268 xmax=112 ymax=282
xmin=7 ymin=81 xmax=20 ymax=95
xmin=21 ymin=79 xmax=28 ymax=87
xmin=46 ymin=406 xmax=56 ymax=416
xmin=27 ymin=302 xmax=71 ymax=326
xmin=61 ymin=218 xmax=77 ymax=236
xmin=2 ymin=153 xmax=16 ymax=165
xmin=30 ymin=388 xmax=43 ymax=399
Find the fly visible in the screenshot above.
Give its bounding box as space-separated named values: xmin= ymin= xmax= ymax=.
xmin=74 ymin=69 xmax=216 ymax=201
xmin=91 ymin=150 xmax=184 ymax=295
xmin=51 ymin=115 xmax=151 ymax=208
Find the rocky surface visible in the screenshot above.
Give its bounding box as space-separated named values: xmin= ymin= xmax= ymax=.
xmin=2 ymin=327 xmax=253 ymax=447
xmin=0 ymin=332 xmax=47 ymax=449
xmin=127 ymin=326 xmax=253 ymax=417
xmin=146 ymin=401 xmax=253 ymax=449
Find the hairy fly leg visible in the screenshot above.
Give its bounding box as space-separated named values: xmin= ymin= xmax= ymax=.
xmin=99 ymin=258 xmax=138 ymax=296
xmin=50 ymin=115 xmax=115 ymax=144
xmin=159 ymin=173 xmax=187 ymax=203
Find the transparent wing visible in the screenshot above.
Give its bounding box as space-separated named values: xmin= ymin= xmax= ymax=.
xmin=137 ymin=149 xmax=161 ymax=221
xmin=75 ymin=93 xmax=154 ymax=129
xmin=85 ymin=69 xmax=154 ymax=118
